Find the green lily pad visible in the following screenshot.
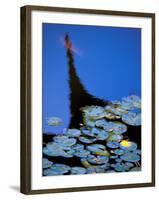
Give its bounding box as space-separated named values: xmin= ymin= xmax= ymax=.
xmin=46 ymin=117 xmax=62 ymax=126
xmin=120 ymin=152 xmax=140 ymax=162
xmin=71 ymin=167 xmax=86 ymax=175
xmin=87 ymin=155 xmax=109 ymax=164
xmin=43 ymin=164 xmax=70 ymax=176
xmin=42 ymin=158 xmax=53 ymax=168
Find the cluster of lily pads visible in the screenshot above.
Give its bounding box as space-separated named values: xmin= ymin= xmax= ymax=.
xmin=43 ymin=95 xmax=141 ymax=176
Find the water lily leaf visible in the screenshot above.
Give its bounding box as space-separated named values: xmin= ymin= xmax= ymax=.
xmin=54 ymin=136 xmax=77 ymax=147
xmin=42 ymin=158 xmax=53 ymax=168
xmin=46 ymin=117 xmax=62 ymax=126
xmin=107 ymin=141 xmax=119 ymax=149
xmin=79 ymin=136 xmax=96 ymax=144
xmin=130 ymin=167 xmax=141 ymax=172
xmin=122 ymin=111 xmax=141 ymax=126
xmin=114 ymin=149 xmax=125 ymax=155
xmin=74 ymin=149 xmax=90 ymax=158
xmin=87 ymin=144 xmax=106 ymax=153
xmin=120 ymin=141 xmax=137 ymax=151
xmin=43 ymin=164 xmax=70 ymax=176
xmin=122 ymin=95 xmax=141 ymax=110
xmin=71 ymin=167 xmax=86 ymax=175
xmin=120 ymin=152 xmax=140 ymax=162
xmin=81 ymin=106 xmax=105 ymax=120
xmin=87 ymin=155 xmax=109 ymax=164
xmin=108 ymin=134 xmax=123 ymax=142
xmin=95 ymin=119 xmax=108 ymax=129
xmin=72 ymin=144 xmax=84 ymax=151
xmin=64 ymin=129 xmax=81 ymax=137
xmin=91 ymin=127 xmax=109 ymax=140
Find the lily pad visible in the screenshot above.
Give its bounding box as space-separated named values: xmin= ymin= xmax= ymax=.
xmin=43 ymin=164 xmax=70 ymax=176
xmin=130 ymin=167 xmax=141 ymax=172
xmin=81 ymin=106 xmax=105 ymax=120
xmin=107 ymin=141 xmax=119 ymax=149
xmin=74 ymin=149 xmax=90 ymax=158
xmin=79 ymin=136 xmax=96 ymax=144
xmin=87 ymin=144 xmax=105 ymax=153
xmin=87 ymin=155 xmax=109 ymax=165
xmin=71 ymin=167 xmax=86 ymax=175
xmin=95 ymin=119 xmax=108 ymax=129
xmin=46 ymin=117 xmax=62 ymax=126
xmin=108 ymin=134 xmax=123 ymax=142
xmin=120 ymin=141 xmax=137 ymax=151
xmin=91 ymin=127 xmax=109 ymax=140
xmin=122 ymin=111 xmax=141 ymax=126
xmin=120 ymin=152 xmax=140 ymax=162
xmin=42 ymin=158 xmax=53 ymax=168
xmin=114 ymin=149 xmax=125 ymax=155
xmin=53 ymin=136 xmax=77 ymax=147
xmin=64 ymin=129 xmax=81 ymax=137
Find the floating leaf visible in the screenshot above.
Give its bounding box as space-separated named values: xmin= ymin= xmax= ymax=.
xmin=43 ymin=164 xmax=70 ymax=176
xmin=46 ymin=117 xmax=62 ymax=126
xmin=81 ymin=106 xmax=105 ymax=120
xmin=42 ymin=158 xmax=53 ymax=169
xmin=114 ymin=149 xmax=125 ymax=155
xmin=122 ymin=111 xmax=141 ymax=126
xmin=64 ymin=129 xmax=81 ymax=137
xmin=120 ymin=152 xmax=140 ymax=162
xmin=107 ymin=141 xmax=119 ymax=149
xmin=54 ymin=136 xmax=77 ymax=147
xmin=79 ymin=136 xmax=96 ymax=144
xmin=87 ymin=155 xmax=109 ymax=165
xmin=74 ymin=149 xmax=90 ymax=158
xmin=120 ymin=141 xmax=137 ymax=151
xmin=71 ymin=167 xmax=86 ymax=175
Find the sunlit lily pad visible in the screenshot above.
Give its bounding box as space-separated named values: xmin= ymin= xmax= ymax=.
xmin=87 ymin=155 xmax=109 ymax=164
xmin=87 ymin=144 xmax=105 ymax=153
xmin=42 ymin=158 xmax=53 ymax=168
xmin=120 ymin=152 xmax=140 ymax=162
xmin=79 ymin=136 xmax=96 ymax=144
xmin=80 ymin=127 xmax=93 ymax=137
xmin=43 ymin=164 xmax=70 ymax=176
xmin=122 ymin=111 xmax=141 ymax=126
xmin=114 ymin=149 xmax=125 ymax=155
xmin=107 ymin=141 xmax=119 ymax=149
xmin=133 ymin=149 xmax=141 ymax=155
xmin=95 ymin=119 xmax=108 ymax=129
xmin=83 ymin=117 xmax=96 ymax=127
xmin=86 ymin=167 xmax=96 ymax=174
xmin=43 ymin=142 xmax=75 ymax=158
xmin=105 ymin=111 xmax=120 ymax=120
xmin=64 ymin=129 xmax=81 ymax=137
xmin=114 ymin=163 xmax=126 ymax=172
xmin=54 ymin=136 xmax=77 ymax=147
xmin=81 ymin=106 xmax=106 ymax=120
xmin=125 ymin=162 xmax=134 ymax=168
xmin=74 ymin=149 xmax=90 ymax=158
xmin=120 ymin=141 xmax=137 ymax=151
xmin=122 ymin=95 xmax=141 ymax=110
xmin=43 ymin=143 xmax=64 ymax=157
xmin=115 ymin=158 xmax=122 ymax=163
xmin=91 ymin=128 xmax=109 ymax=140
xmin=72 ymin=144 xmax=84 ymax=151
xmin=46 ymin=117 xmax=62 ymax=126
xmin=71 ymin=167 xmax=86 ymax=175
xmin=108 ymin=134 xmax=123 ymax=142
xmin=130 ymin=167 xmax=141 ymax=172
xmin=105 ymin=104 xmax=127 ymax=116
